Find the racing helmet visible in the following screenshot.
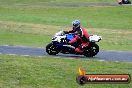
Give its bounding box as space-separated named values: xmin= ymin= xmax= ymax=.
xmin=72 ymin=20 xmax=80 ymax=29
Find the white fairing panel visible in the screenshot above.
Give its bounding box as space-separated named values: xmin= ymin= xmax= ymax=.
xmin=52 ymin=31 xmax=66 ymax=43
xmin=55 ymin=31 xmax=65 ymax=36
xmin=89 ymin=35 xmax=102 ymax=42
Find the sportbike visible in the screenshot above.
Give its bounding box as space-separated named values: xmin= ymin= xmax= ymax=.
xmin=46 ymin=31 xmax=102 ymax=57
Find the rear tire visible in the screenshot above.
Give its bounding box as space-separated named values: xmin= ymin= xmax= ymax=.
xmin=83 ymin=43 xmax=99 ymax=57
xmin=46 ymin=43 xmax=60 ymax=55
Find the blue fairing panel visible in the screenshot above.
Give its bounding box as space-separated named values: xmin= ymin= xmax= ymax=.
xmin=55 ymin=44 xmax=63 ymax=47
xmin=66 ymin=34 xmax=75 ymax=41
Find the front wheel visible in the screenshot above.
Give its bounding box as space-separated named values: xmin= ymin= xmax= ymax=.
xmin=46 ymin=43 xmax=60 ymax=55
xmin=83 ymin=43 xmax=99 ymax=57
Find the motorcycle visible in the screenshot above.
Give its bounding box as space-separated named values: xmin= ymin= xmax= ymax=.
xmin=46 ymin=31 xmax=102 ymax=57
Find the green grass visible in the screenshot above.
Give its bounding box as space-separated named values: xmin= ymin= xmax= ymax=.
xmin=0 ymin=6 xmax=132 ymax=30
xmin=0 ymin=55 xmax=132 ymax=88
xmin=0 ymin=30 xmax=50 ymax=47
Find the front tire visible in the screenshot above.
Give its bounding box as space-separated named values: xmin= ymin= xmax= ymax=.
xmin=46 ymin=43 xmax=60 ymax=55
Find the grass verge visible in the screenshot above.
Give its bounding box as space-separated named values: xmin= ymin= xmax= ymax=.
xmin=0 ymin=6 xmax=132 ymax=30
xmin=0 ymin=55 xmax=132 ymax=88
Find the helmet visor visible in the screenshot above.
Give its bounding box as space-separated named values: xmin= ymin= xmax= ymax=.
xmin=73 ymin=24 xmax=78 ymax=28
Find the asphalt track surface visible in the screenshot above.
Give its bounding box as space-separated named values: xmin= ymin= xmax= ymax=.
xmin=16 ymin=3 xmax=118 ymax=6
xmin=16 ymin=3 xmax=132 ymax=7
xmin=0 ymin=45 xmax=132 ymax=62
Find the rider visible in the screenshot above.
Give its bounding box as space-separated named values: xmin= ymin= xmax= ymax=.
xmin=64 ymin=20 xmax=89 ymax=54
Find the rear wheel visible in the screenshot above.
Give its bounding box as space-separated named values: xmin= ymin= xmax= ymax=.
xmin=46 ymin=43 xmax=60 ymax=55
xmin=83 ymin=43 xmax=99 ymax=57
